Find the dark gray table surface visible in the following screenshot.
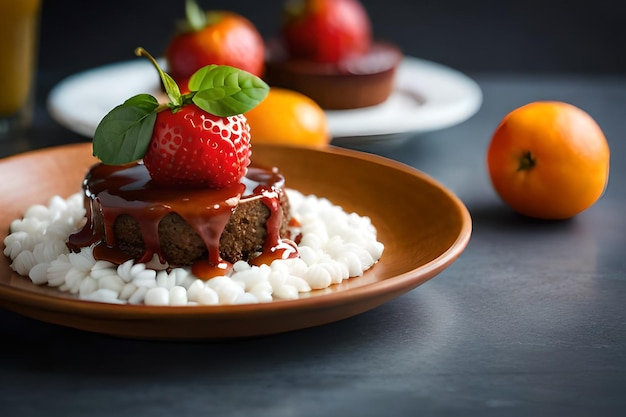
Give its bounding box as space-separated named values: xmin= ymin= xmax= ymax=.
xmin=1 ymin=73 xmax=624 ymax=417
xmin=1 ymin=0 xmax=626 ymax=415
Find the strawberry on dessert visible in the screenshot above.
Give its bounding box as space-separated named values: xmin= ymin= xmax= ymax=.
xmin=143 ymin=104 xmax=251 ymax=189
xmin=165 ymin=0 xmax=265 ymax=85
xmin=93 ymin=47 xmax=265 ymax=188
xmin=70 ymin=48 xmax=297 ymax=277
xmin=265 ymin=0 xmax=402 ymax=110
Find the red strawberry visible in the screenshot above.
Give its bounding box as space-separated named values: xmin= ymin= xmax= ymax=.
xmin=92 ymin=49 xmax=268 ymax=190
xmin=143 ymin=105 xmax=251 ymax=189
xmin=165 ymin=2 xmax=265 ymax=82
xmin=282 ymin=0 xmax=372 ymax=63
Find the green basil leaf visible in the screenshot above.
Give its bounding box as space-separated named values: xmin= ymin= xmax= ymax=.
xmin=195 ymin=85 xmax=242 ymax=101
xmin=162 ymin=71 xmax=182 ymax=107
xmin=188 ymin=65 xmax=269 ymax=116
xmin=92 ymin=94 xmax=158 ymax=165
xmin=135 ymin=47 xmax=182 ymax=106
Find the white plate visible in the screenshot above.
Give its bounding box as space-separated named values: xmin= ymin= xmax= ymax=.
xmin=47 ymin=56 xmax=482 ymax=141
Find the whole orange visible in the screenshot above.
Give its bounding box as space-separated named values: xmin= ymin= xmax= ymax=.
xmin=487 ymin=101 xmax=610 ymax=219
xmin=245 ymin=87 xmax=330 ymax=147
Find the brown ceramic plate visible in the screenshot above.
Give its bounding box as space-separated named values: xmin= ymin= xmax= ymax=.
xmin=0 ymin=143 xmax=471 ymax=339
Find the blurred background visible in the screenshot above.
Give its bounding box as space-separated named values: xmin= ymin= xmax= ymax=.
xmin=39 ymin=0 xmax=625 ymax=83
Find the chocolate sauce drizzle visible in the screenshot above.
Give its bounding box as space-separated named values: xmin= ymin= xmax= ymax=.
xmin=67 ymin=162 xmax=298 ymax=279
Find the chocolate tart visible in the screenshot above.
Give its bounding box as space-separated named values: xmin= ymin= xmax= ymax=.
xmin=264 ymin=41 xmax=402 ymax=110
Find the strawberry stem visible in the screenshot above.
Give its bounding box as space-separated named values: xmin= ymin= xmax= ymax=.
xmin=135 ymin=47 xmax=183 ymax=108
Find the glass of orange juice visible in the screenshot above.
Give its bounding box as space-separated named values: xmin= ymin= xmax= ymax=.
xmin=0 ymin=0 xmax=41 ymax=140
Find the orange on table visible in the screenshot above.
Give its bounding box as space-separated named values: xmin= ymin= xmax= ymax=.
xmin=487 ymin=101 xmax=610 ymax=220
xmin=245 ymin=87 xmax=330 ymax=147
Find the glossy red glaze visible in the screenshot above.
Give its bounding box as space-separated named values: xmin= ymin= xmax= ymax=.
xmin=68 ymin=162 xmax=297 ymax=278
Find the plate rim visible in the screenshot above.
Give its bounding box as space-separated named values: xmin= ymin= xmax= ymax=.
xmin=47 ymin=56 xmax=482 ymax=140
xmin=0 ymin=143 xmax=472 ymax=337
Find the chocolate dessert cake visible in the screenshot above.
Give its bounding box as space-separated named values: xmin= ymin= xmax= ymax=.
xmin=265 ymin=41 xmax=402 ymax=110
xmin=67 ymin=162 xmax=295 ymax=277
